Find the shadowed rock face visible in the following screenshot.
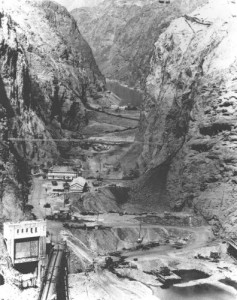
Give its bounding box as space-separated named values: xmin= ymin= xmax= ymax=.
xmin=0 ymin=0 xmax=105 ymax=220
xmin=71 ymin=0 xmax=208 ymax=89
xmin=136 ymin=0 xmax=237 ymax=237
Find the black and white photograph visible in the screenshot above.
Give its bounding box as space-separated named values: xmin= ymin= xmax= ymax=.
xmin=0 ymin=0 xmax=236 ymax=299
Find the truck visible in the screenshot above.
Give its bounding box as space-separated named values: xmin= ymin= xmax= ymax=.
xmin=47 ymin=208 xmax=71 ymax=221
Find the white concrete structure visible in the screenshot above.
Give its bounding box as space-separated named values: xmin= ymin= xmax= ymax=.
xmin=3 ymin=220 xmax=47 ymax=282
xmin=69 ymin=177 xmax=87 ymax=193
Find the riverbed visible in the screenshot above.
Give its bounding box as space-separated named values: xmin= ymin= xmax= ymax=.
xmin=106 ymin=79 xmax=143 ymax=107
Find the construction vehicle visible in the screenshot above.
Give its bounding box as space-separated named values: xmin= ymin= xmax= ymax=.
xmin=164 ymin=211 xmax=171 ymax=217
xmin=92 ymin=180 xmax=102 ymax=187
xmin=47 ymin=208 xmax=71 ymax=221
xmin=156 ymin=266 xmax=181 ymax=285
xmin=210 ymin=251 xmax=220 ymax=262
xmin=160 ymin=266 xmax=171 ymax=276
xmin=172 ymin=240 xmax=185 ymax=249
xmin=63 ymin=223 xmax=86 ymax=229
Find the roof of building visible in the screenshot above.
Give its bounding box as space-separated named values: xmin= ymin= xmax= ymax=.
xmin=49 ymin=166 xmax=76 ymax=173
xmin=4 ymin=219 xmax=46 ymax=226
xmin=70 ymin=177 xmax=87 ymax=188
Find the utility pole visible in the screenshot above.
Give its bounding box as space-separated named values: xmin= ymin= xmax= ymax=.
xmin=64 ymin=182 xmax=70 ymax=207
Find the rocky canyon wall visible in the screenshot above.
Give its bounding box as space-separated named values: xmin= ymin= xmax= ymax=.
xmin=137 ymin=0 xmax=237 ymax=237
xmin=0 ymin=0 xmax=105 ymax=220
xmin=53 ymin=0 xmax=104 ymax=11
xmin=71 ymin=0 xmax=208 ymax=89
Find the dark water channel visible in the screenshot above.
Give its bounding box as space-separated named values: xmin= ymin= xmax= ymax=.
xmin=173 ymin=269 xmax=210 ymax=283
xmin=154 ymin=270 xmax=236 ymax=299
xmin=219 ymin=278 xmax=237 ymax=290
xmin=155 ymin=284 xmax=236 ymax=300
xmin=106 ymin=79 xmax=143 ymax=107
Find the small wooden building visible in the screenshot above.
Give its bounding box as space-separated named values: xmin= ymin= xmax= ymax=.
xmin=69 ymin=177 xmax=88 ymax=193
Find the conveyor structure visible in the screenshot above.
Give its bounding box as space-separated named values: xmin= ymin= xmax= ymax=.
xmin=38 ymin=243 xmax=69 ymax=300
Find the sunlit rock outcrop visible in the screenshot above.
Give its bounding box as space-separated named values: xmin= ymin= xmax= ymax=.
xmin=0 ymin=0 xmax=105 ymax=220
xmin=137 ymin=0 xmax=237 ymax=237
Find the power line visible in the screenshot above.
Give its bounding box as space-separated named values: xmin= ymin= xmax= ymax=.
xmin=6 ymin=137 xmax=168 ymax=146
xmin=8 ymin=137 xmax=134 ymax=145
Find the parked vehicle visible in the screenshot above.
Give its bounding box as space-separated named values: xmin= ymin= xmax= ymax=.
xmin=92 ymin=181 xmax=101 ymax=187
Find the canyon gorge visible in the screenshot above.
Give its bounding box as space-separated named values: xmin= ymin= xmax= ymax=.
xmin=0 ymin=0 xmax=237 ymax=299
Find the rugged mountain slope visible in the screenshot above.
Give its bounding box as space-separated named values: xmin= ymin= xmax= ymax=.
xmin=136 ymin=0 xmax=237 ymax=237
xmin=53 ymin=0 xmax=104 ymax=10
xmin=0 ymin=0 xmax=105 ymax=220
xmin=71 ymin=0 xmax=208 ymax=88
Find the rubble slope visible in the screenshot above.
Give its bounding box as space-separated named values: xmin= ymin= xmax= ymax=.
xmin=137 ymin=0 xmax=237 ymax=237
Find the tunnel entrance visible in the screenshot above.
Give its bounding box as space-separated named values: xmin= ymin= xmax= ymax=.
xmin=0 ymin=274 xmax=4 ymax=285
xmin=14 ymin=261 xmax=38 ymax=274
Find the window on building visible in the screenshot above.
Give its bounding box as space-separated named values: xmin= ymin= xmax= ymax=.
xmin=31 ymin=228 xmax=33 ymax=233
xmin=35 ymin=228 xmax=37 ymax=233
xmin=26 ymin=228 xmax=28 ymax=233
xmin=22 ymin=229 xmax=24 ymax=233
xmin=17 ymin=229 xmax=19 ymax=234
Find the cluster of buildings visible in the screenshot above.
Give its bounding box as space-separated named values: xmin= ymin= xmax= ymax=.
xmin=47 ymin=166 xmax=88 ymax=194
xmin=1 ymin=168 xmax=87 ymax=290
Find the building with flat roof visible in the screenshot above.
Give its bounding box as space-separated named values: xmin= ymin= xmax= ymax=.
xmin=3 ymin=220 xmax=47 ymax=284
xmin=47 ymin=166 xmax=77 ymax=181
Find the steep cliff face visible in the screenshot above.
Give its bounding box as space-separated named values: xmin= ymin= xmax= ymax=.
xmin=0 ymin=0 xmax=105 ymax=220
xmin=71 ymin=0 xmax=208 ymax=88
xmin=137 ymin=0 xmax=237 ymax=237
xmin=53 ymin=0 xmax=104 ymax=10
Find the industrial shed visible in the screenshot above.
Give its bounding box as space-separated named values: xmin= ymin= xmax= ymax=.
xmin=69 ymin=177 xmax=88 ymax=193
xmin=47 ymin=166 xmax=77 ymax=181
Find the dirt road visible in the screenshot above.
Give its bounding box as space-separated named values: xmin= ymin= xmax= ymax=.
xmin=124 ymin=225 xmax=213 ymax=261
xmin=30 ymin=177 xmax=46 ymax=219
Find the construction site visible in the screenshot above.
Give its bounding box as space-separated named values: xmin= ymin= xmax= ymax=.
xmin=1 ymin=73 xmax=237 ymax=300
xmin=1 ymin=0 xmax=237 ymax=299
xmin=1 ymin=81 xmax=237 ymax=299
xmin=1 ymin=130 xmax=237 ymax=300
